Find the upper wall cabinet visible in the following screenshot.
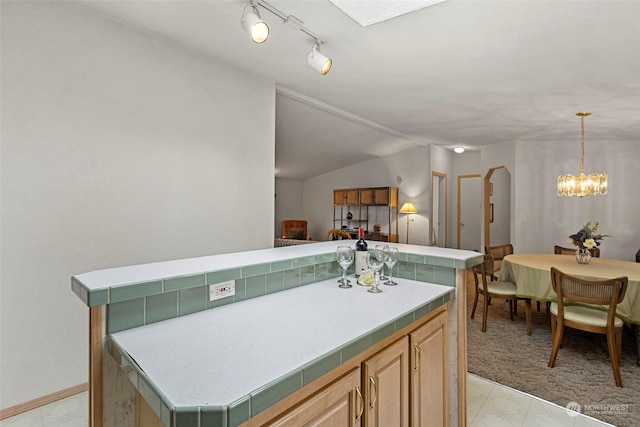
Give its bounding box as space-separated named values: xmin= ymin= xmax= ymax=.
xmin=360 ymin=187 xmax=397 ymax=206
xmin=334 ymin=188 xmax=360 ymax=205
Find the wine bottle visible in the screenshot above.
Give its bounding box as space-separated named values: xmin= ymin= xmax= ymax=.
xmin=355 ymin=227 xmax=368 ymax=279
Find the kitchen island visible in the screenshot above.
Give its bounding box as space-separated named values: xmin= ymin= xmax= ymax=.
xmin=72 ymin=241 xmax=483 ymax=426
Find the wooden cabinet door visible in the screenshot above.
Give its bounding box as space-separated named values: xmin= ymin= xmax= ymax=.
xmin=346 ymin=189 xmax=359 ymax=205
xmin=334 ymin=190 xmax=346 ymax=205
xmin=372 ymin=188 xmax=389 ymax=206
xmin=362 ymin=338 xmax=409 ymax=427
xmin=409 ymin=311 xmax=449 ymax=427
xmin=270 ymin=368 xmax=363 ymax=427
xmin=359 ymin=188 xmax=374 ymax=205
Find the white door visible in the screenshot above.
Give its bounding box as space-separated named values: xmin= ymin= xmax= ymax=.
xmin=458 ymin=175 xmax=481 ymax=251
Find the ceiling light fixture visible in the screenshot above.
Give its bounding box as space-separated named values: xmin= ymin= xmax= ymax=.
xmin=241 ymin=1 xmax=269 ymax=43
xmin=453 ymin=147 xmax=465 ymax=153
xmin=242 ymin=0 xmax=332 ymax=75
xmin=557 ymin=112 xmax=608 ymax=197
xmin=307 ymin=43 xmax=332 ymax=75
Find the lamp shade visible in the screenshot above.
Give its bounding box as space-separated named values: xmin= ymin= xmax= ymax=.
xmin=399 ymin=202 xmax=418 ymax=214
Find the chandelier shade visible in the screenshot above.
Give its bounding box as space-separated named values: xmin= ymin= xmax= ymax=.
xmin=557 ymin=112 xmax=608 ymax=197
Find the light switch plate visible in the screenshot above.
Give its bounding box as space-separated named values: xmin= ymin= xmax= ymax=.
xmin=209 ymin=281 xmax=235 ymax=301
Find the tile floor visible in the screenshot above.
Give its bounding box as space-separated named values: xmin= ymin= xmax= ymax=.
xmin=1 ymin=374 xmax=613 ymax=427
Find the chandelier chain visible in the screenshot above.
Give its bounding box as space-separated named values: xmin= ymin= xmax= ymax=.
xmin=580 ymin=115 xmax=585 ymax=174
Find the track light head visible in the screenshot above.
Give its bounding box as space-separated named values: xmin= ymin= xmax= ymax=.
xmin=241 ymin=3 xmax=269 ymax=43
xmin=307 ymin=43 xmax=332 ymax=75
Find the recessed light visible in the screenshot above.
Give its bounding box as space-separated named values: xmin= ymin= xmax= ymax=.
xmin=454 ymin=147 xmax=465 ymax=153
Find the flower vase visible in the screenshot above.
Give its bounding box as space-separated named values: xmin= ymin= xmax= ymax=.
xmin=575 ymin=248 xmax=591 ymax=264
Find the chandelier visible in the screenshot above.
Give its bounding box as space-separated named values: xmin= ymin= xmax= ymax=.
xmin=557 ymin=112 xmax=608 ymax=197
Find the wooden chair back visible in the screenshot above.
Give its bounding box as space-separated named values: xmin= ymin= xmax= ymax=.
xmin=326 ymin=229 xmax=352 ymax=240
xmin=550 ymin=267 xmax=627 ymax=319
xmin=484 ymin=243 xmax=513 ymax=261
xmin=554 ymin=245 xmax=600 ymax=258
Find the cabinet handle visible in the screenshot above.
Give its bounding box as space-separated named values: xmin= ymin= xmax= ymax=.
xmin=355 ymin=386 xmax=364 ymax=423
xmin=369 ymin=375 xmax=378 ymax=409
xmin=414 ymin=344 xmax=421 ymax=372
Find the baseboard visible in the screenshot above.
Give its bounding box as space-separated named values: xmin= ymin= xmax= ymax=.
xmin=0 ymin=382 xmax=88 ymax=420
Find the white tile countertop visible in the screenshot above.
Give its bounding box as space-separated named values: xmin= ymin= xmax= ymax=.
xmin=110 ymin=275 xmax=452 ymax=411
xmin=74 ymin=240 xmax=481 ymax=293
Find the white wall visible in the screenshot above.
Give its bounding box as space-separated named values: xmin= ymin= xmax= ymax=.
xmin=1 ymin=2 xmax=275 ymax=409
xmin=513 ymin=139 xmax=640 ymax=261
xmin=275 ymin=178 xmax=303 ymax=237
xmin=302 ymin=146 xmax=431 ymax=245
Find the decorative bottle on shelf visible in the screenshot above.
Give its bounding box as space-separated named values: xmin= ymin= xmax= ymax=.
xmin=355 ymin=227 xmax=368 ymax=279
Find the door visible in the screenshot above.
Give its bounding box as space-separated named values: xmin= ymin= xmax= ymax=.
xmin=457 ymin=174 xmax=481 ymax=251
xmin=431 ymin=172 xmax=447 ymax=247
xmin=410 ymin=311 xmax=449 ymax=427
xmin=270 ymin=368 xmax=362 ymax=426
xmin=362 ymin=338 xmax=409 ymax=427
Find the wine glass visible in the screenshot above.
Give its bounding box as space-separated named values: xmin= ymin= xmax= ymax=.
xmin=336 ymin=246 xmax=354 ymax=288
xmin=376 ymin=245 xmax=390 ymax=280
xmin=366 ymin=249 xmax=385 ymax=293
xmin=383 ymin=247 xmax=399 ymax=286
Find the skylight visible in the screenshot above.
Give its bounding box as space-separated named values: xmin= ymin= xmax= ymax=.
xmin=329 ymin=0 xmax=447 ymax=27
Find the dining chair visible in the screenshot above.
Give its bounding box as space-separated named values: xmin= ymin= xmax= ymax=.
xmin=554 ymin=245 xmax=600 ymax=258
xmin=326 ymin=229 xmax=352 ymax=240
xmin=282 ymin=220 xmax=311 ymax=240
xmin=548 ymin=267 xmax=628 ymax=387
xmin=484 ymin=243 xmax=513 ymax=280
xmin=471 ymin=254 xmax=532 ymax=335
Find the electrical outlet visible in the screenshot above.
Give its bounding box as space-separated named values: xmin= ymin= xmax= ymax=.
xmin=209 ymin=280 xmax=235 ymax=301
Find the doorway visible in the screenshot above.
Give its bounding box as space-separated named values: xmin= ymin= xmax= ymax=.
xmin=483 ymin=166 xmax=511 ymax=249
xmin=457 ymin=174 xmax=481 ymax=251
xmin=431 ymin=171 xmax=447 ymax=247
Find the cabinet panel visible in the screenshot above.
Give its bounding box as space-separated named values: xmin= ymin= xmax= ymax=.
xmin=270 ymin=368 xmax=362 ymax=427
xmin=373 ymin=188 xmax=389 ymax=206
xmin=346 ymin=189 xmax=359 ymax=205
xmin=362 ymin=338 xmax=409 ymax=427
xmin=410 ymin=311 xmax=449 ymax=427
xmin=334 ymin=190 xmax=346 ymax=205
xmin=359 ymin=189 xmax=373 ymax=205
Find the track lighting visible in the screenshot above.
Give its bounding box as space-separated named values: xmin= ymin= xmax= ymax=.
xmin=307 ymin=43 xmax=332 ymax=75
xmin=241 ymin=2 xmax=269 ymax=43
xmin=242 ymin=0 xmax=332 ymax=75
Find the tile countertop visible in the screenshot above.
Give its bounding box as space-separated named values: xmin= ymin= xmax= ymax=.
xmin=110 ymin=276 xmax=453 ymax=412
xmin=73 ymin=241 xmax=482 ymax=293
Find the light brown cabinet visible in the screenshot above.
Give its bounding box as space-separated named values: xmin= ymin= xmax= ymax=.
xmin=265 ymin=307 xmax=448 ymax=427
xmin=410 ymin=310 xmax=449 ymax=427
xmin=334 ymin=188 xmax=359 ymax=205
xmin=270 ymin=368 xmax=363 ymax=427
xmin=362 ymin=337 xmax=409 ymax=426
xmin=360 ymin=187 xmax=394 ymax=206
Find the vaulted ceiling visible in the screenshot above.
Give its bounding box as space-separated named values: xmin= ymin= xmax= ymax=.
xmin=78 ymin=0 xmax=640 ymax=179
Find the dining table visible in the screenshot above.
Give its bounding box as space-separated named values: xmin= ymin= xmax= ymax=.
xmin=499 ymin=253 xmax=640 ymax=365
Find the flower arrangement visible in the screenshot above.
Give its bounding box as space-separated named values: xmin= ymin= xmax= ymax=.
xmin=568 ymin=221 xmax=610 ymax=251
xmin=358 ymin=269 xmax=375 ymax=286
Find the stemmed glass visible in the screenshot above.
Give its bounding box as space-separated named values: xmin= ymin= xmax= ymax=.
xmin=336 ymin=246 xmax=354 ymax=288
xmin=366 ymin=248 xmax=385 ymax=293
xmin=383 ymin=247 xmax=399 ymax=286
xmin=376 ymin=244 xmax=390 ymax=280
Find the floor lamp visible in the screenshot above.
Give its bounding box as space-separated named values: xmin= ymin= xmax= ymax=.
xmin=399 ymin=202 xmax=418 ymax=244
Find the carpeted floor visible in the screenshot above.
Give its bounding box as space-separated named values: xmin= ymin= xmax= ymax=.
xmin=466 ymin=274 xmax=640 ymax=427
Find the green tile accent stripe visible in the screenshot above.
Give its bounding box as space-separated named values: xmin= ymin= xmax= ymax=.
xmin=74 ymin=250 xmax=479 ymax=308
xmin=99 ymin=250 xmax=469 ymax=335
xmin=107 ymin=289 xmax=453 ymax=426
